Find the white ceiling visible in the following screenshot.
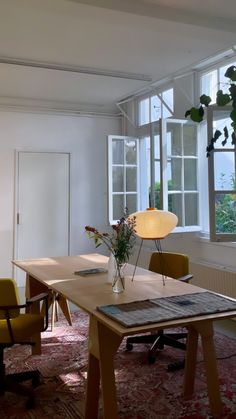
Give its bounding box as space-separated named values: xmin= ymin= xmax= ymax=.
xmin=0 ymin=0 xmax=236 ymax=114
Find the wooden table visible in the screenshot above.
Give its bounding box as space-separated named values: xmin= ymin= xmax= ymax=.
xmin=13 ymin=253 xmax=236 ymax=418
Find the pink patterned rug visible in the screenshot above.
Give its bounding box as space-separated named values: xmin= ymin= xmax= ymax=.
xmin=1 ymin=310 xmax=236 ymax=419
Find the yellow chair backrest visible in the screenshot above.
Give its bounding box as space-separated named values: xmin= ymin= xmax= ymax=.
xmin=149 ymin=252 xmax=189 ymax=279
xmin=0 ymin=278 xmax=20 ymax=319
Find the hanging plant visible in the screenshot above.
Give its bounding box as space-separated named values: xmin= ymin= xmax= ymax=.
xmin=185 ymin=65 xmax=236 ymax=156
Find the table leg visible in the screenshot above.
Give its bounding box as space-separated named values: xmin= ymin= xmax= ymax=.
xmin=183 ymin=325 xmax=199 ymax=397
xmin=195 ymin=321 xmax=222 ymax=417
xmin=85 ymin=352 xmax=100 ymax=419
xmin=57 ymin=294 xmax=72 ymax=326
xmin=85 ymin=316 xmax=122 ymax=419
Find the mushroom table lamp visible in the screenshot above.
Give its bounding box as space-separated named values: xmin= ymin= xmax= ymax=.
xmin=130 ymin=208 xmax=178 ymax=283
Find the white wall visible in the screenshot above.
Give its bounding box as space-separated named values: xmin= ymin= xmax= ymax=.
xmin=0 ymin=109 xmax=121 ymax=277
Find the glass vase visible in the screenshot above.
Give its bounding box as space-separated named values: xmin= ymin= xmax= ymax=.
xmin=112 ymin=261 xmax=125 ymax=293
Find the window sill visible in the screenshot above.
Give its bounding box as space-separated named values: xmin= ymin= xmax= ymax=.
xmin=194 ymin=233 xmax=236 ymax=248
xmin=172 ymin=226 xmax=202 ymax=234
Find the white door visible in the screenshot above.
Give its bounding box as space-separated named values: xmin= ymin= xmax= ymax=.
xmin=15 ymin=151 xmax=70 ymax=286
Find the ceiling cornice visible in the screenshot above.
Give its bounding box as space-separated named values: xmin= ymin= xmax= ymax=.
xmin=0 ymin=96 xmax=121 ymax=118
xmin=68 ymin=0 xmax=236 ymax=33
xmin=0 ymin=56 xmax=152 ymax=82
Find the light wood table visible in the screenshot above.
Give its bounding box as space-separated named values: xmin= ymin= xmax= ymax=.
xmin=13 ymin=253 xmax=236 ymax=418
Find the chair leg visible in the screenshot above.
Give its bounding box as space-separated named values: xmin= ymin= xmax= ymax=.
xmin=31 ymin=333 xmax=41 ymax=355
xmin=5 ymin=370 xmax=41 ymax=409
xmin=51 ymin=292 xmax=57 ymax=331
xmin=0 ymin=362 xmax=5 ymax=395
xmin=148 ymin=332 xmax=186 ymax=364
xmin=162 ymin=335 xmax=186 ymax=350
xmin=126 ymin=334 xmax=157 ymax=350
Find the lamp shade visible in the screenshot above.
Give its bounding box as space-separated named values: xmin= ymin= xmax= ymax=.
xmin=130 ymin=208 xmax=178 ymax=240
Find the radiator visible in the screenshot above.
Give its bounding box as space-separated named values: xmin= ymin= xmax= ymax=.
xmin=190 ymin=261 xmax=236 ymax=299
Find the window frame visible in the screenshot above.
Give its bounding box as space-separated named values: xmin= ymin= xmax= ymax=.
xmin=138 ymin=85 xmax=174 ymax=127
xmin=136 ymin=117 xmax=200 ymax=232
xmin=108 ymin=135 xmax=140 ymax=224
xmin=207 ymin=105 xmax=236 ymax=242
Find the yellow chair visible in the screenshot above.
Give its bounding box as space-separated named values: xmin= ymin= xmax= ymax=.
xmin=0 ymin=278 xmax=48 ymax=408
xmin=126 ymin=252 xmax=193 ymax=368
xmin=25 ymin=275 xmax=72 ymax=331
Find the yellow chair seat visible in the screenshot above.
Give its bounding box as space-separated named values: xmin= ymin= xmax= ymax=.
xmin=0 ymin=313 xmax=44 ymax=343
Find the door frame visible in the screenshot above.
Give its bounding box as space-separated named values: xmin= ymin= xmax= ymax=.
xmin=13 ymin=148 xmax=71 ymax=279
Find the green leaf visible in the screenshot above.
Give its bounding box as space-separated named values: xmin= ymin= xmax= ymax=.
xmin=185 ymin=109 xmax=191 ymax=118
xmin=200 ymin=94 xmax=211 ymax=107
xmin=223 ymin=126 xmax=229 ymax=139
xmin=216 ymin=90 xmax=231 ymax=106
xmin=231 ymin=121 xmax=236 ymax=131
xmin=199 ymin=105 xmax=204 ymax=118
xmin=229 ymin=83 xmax=236 ymax=98
xmin=230 ymin=109 xmax=236 ymax=123
xmin=222 ymin=126 xmax=229 ymax=147
xmin=225 ymin=65 xmax=236 ymax=80
xmin=232 ymin=132 xmax=236 ymax=145
xmin=190 ymin=107 xmax=203 ymax=122
xmin=213 ymin=130 xmax=222 ymax=142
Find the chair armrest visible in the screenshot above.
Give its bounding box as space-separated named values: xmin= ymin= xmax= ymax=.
xmin=178 ymin=274 xmax=193 ymax=283
xmin=26 ymin=292 xmax=49 ymax=331
xmin=0 ymin=303 xmax=27 ymax=311
xmin=26 ymin=292 xmax=48 ymax=305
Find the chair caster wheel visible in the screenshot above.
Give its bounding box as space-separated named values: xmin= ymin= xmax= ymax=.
xmin=167 ymin=360 xmax=185 ymax=371
xmin=148 ymin=354 xmax=156 ymax=364
xmin=32 ymin=372 xmax=41 ymax=388
xmin=126 ymin=342 xmax=133 ymax=351
xmin=26 ymin=397 xmax=35 ymax=409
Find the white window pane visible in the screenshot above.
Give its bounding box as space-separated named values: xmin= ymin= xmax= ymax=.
xmin=139 ymin=98 xmax=149 ymax=125
xmin=169 ymin=158 xmax=182 ymax=190
xmin=162 ymin=105 xmax=172 ymax=119
xmin=184 ymin=159 xmax=197 ymax=190
xmin=201 ymin=70 xmax=217 ymax=102
xmin=151 ymin=95 xmax=161 ymax=122
xmin=167 ymin=123 xmax=182 ymax=156
xmin=154 ymin=160 xmax=161 ymax=209
xmin=154 ymin=161 xmax=160 ymax=183
xmin=154 ymin=190 xmax=161 ymax=209
xmin=126 ymin=194 xmax=137 ymax=214
xmin=112 ymin=140 xmax=124 ymax=164
xmin=215 ymin=193 xmax=236 ymax=233
xmin=139 ymin=137 xmax=150 ymax=210
xmin=112 ymin=167 xmax=124 ymax=192
xmin=168 ymin=194 xmax=182 ymax=226
xmin=183 ymin=125 xmax=197 ymax=156
xmin=162 ymin=89 xmax=173 ymax=118
xmin=113 ymin=195 xmax=124 ymax=220
xmin=126 ymin=167 xmax=137 ymax=191
xmin=125 ymin=139 xmax=137 ymax=164
xmin=154 ymin=135 xmax=160 ymax=159
xmin=214 ymin=152 xmax=235 ymax=190
xmin=162 ymin=89 xmax=173 ymax=112
xmin=185 ymin=194 xmax=198 ymax=225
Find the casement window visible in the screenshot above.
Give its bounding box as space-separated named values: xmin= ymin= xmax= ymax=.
xmin=200 ymin=60 xmax=236 ymax=241
xmin=139 ymin=119 xmax=199 ymax=230
xmin=108 ymin=86 xmax=199 ymax=230
xmin=207 ymin=106 xmax=236 ymax=241
xmin=108 ymin=121 xmax=199 ymax=230
xmin=108 ymin=136 xmax=139 ymax=223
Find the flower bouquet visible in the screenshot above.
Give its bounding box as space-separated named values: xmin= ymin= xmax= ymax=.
xmin=85 ymin=209 xmax=136 ymax=292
